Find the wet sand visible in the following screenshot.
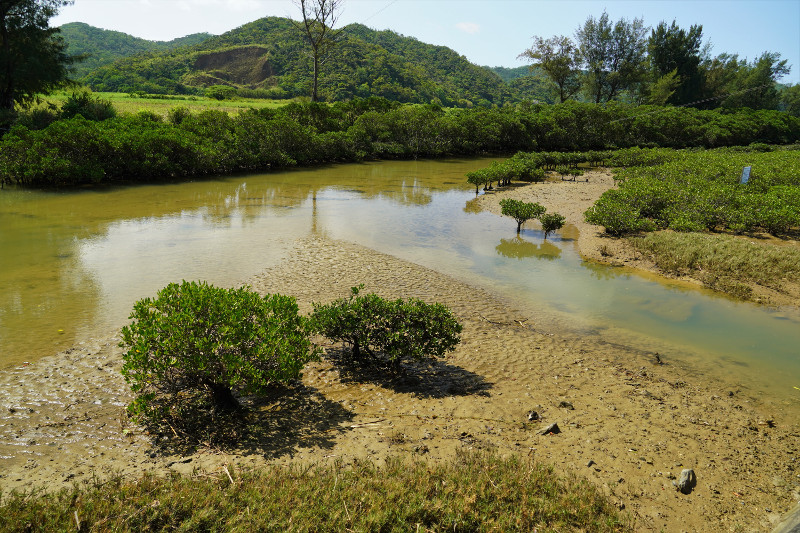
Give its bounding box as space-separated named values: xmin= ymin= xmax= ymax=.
xmin=2 ymin=172 xmax=799 ymax=532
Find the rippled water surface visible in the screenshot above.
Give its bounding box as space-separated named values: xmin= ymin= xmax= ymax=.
xmin=1 ymin=158 xmax=799 ymax=400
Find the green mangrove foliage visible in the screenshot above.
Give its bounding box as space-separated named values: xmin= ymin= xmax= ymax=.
xmin=584 ymin=147 xmax=800 ymax=236
xmin=120 ymin=281 xmax=318 ymax=424
xmin=2 ymin=99 xmax=800 ymax=188
xmin=499 ymin=198 xmax=566 ymax=238
xmin=500 ymin=198 xmax=546 ymax=233
xmin=540 ymin=212 xmax=567 ymax=239
xmin=311 ymin=285 xmax=462 ymax=367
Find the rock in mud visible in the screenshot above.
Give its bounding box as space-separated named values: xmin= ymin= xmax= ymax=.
xmin=675 ymin=469 xmax=697 ymax=494
xmin=540 ymin=422 xmax=560 ymax=435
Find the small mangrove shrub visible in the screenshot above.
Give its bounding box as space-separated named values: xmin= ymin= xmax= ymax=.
xmin=499 ymin=198 xmax=546 ymax=233
xmin=311 ymin=285 xmax=462 ymax=366
xmin=120 ymin=281 xmax=318 ymax=425
xmin=540 ymin=212 xmax=566 ymax=239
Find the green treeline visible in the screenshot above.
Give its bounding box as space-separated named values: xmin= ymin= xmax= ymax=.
xmin=2 ymin=98 xmax=799 ymax=188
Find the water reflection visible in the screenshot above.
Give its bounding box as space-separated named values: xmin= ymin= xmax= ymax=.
xmin=0 ymin=159 xmax=495 ymax=368
xmin=2 ymin=158 xmax=800 ymax=404
xmin=463 ymin=197 xmax=483 ymax=214
xmin=495 ymin=236 xmax=562 ymax=261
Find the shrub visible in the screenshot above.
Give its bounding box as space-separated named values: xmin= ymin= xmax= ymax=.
xmin=205 ymin=85 xmax=238 ymax=100
xmin=60 ymin=90 xmax=117 ymax=121
xmin=15 ymin=107 xmax=60 ymax=130
xmin=540 ymin=212 xmax=566 ymax=239
xmin=584 ymin=192 xmax=657 ymax=235
xmin=500 ymin=198 xmax=546 ymax=233
xmin=311 ymin=285 xmax=462 ymax=367
xmin=120 ymin=281 xmax=318 ymax=425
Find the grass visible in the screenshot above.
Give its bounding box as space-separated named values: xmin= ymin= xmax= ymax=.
xmin=0 ymin=451 xmax=630 ymax=532
xmin=38 ymin=91 xmax=288 ymax=118
xmin=629 ymin=231 xmax=800 ymax=301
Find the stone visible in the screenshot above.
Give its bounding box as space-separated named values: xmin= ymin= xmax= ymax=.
xmin=540 ymin=422 xmax=560 ymax=435
xmin=675 ymin=469 xmax=696 ymax=494
xmin=527 ymin=410 xmax=539 ymax=421
xmin=558 ymin=401 xmax=574 ymax=410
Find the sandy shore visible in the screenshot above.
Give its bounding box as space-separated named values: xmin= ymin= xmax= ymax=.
xmin=2 ymin=172 xmax=799 ymax=532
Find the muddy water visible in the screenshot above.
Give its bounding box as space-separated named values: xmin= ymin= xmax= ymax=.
xmin=1 ymin=158 xmax=799 ymax=401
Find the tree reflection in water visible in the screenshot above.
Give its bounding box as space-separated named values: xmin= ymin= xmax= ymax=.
xmin=495 ymin=236 xmax=562 ymax=261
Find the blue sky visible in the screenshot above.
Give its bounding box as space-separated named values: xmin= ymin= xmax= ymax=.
xmin=53 ymin=0 xmax=800 ymax=84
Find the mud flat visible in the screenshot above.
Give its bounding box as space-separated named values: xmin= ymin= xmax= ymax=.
xmin=3 ymin=171 xmax=800 ymax=531
xmin=1 ymin=233 xmax=798 ymax=532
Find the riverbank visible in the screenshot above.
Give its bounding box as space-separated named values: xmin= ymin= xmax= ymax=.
xmin=1 ymin=235 xmax=799 ymax=532
xmin=476 ymin=170 xmax=800 ymax=308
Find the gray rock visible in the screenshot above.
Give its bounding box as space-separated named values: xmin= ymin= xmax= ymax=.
xmin=527 ymin=410 xmax=539 ymax=421
xmin=558 ymin=401 xmax=574 ymax=410
xmin=772 ymin=501 xmax=800 ymax=533
xmin=540 ymin=422 xmax=560 ymax=435
xmin=675 ymin=469 xmax=696 ymax=494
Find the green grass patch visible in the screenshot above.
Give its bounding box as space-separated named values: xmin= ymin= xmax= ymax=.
xmin=0 ymin=452 xmax=630 ymax=532
xmin=629 ymin=231 xmax=800 ymax=299
xmin=39 ymin=91 xmax=287 ymax=118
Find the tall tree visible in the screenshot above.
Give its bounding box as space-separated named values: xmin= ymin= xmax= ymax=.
xmin=294 ymin=0 xmax=343 ymax=102
xmin=648 ymin=20 xmax=704 ymax=105
xmin=698 ymin=52 xmax=743 ymax=108
xmin=518 ymin=35 xmax=582 ymax=103
xmin=0 ymin=0 xmax=75 ymax=111
xmin=721 ymin=51 xmax=790 ymax=110
xmin=576 ymin=11 xmax=649 ymax=103
xmin=781 ymin=84 xmax=800 ymax=116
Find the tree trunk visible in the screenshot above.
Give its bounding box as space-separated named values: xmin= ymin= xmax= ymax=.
xmin=205 ymin=381 xmax=240 ymax=411
xmin=312 ymin=54 xmax=319 ymax=102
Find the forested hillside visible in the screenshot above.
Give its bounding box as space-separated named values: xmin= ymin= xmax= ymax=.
xmin=73 ymin=17 xmax=525 ymax=106
xmin=59 ymin=22 xmax=212 ymax=78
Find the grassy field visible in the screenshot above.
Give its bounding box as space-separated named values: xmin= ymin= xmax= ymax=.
xmin=0 ymin=452 xmax=630 ymax=532
xmin=40 ymin=91 xmax=288 ymax=118
xmin=629 ymin=231 xmax=800 ymax=301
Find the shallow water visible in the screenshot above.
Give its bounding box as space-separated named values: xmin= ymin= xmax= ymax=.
xmin=1 ymin=158 xmax=799 ymax=401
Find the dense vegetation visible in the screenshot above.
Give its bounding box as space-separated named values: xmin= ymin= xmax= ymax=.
xmin=584 ymin=147 xmax=800 ymax=236
xmin=72 ymin=17 xmax=529 ymax=106
xmin=59 ymin=22 xmax=212 ymax=78
xmin=0 ymin=452 xmax=631 ymax=532
xmin=2 ymin=97 xmax=798 ymax=188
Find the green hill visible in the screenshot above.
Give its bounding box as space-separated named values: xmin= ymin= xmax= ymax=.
xmin=74 ymin=17 xmax=529 ymax=106
xmin=59 ymin=22 xmax=212 ymax=78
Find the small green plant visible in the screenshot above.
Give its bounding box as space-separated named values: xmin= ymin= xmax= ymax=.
xmin=120 ymin=281 xmax=318 ymax=425
xmin=499 ymin=198 xmax=546 ymax=233
xmin=311 ymin=285 xmax=462 ymax=367
xmin=540 ymin=212 xmax=566 ymax=239
xmin=60 ymin=90 xmax=117 ymax=121
xmin=205 ymin=85 xmax=238 ymax=100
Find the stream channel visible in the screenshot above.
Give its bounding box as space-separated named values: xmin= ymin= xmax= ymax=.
xmin=1 ymin=158 xmax=799 ymax=405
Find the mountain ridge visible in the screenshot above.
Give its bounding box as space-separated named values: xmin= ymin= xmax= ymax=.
xmin=61 ymin=17 xmax=552 ymax=105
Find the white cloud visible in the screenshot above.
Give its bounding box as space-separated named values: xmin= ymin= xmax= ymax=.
xmin=456 ymin=22 xmax=480 ymax=34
